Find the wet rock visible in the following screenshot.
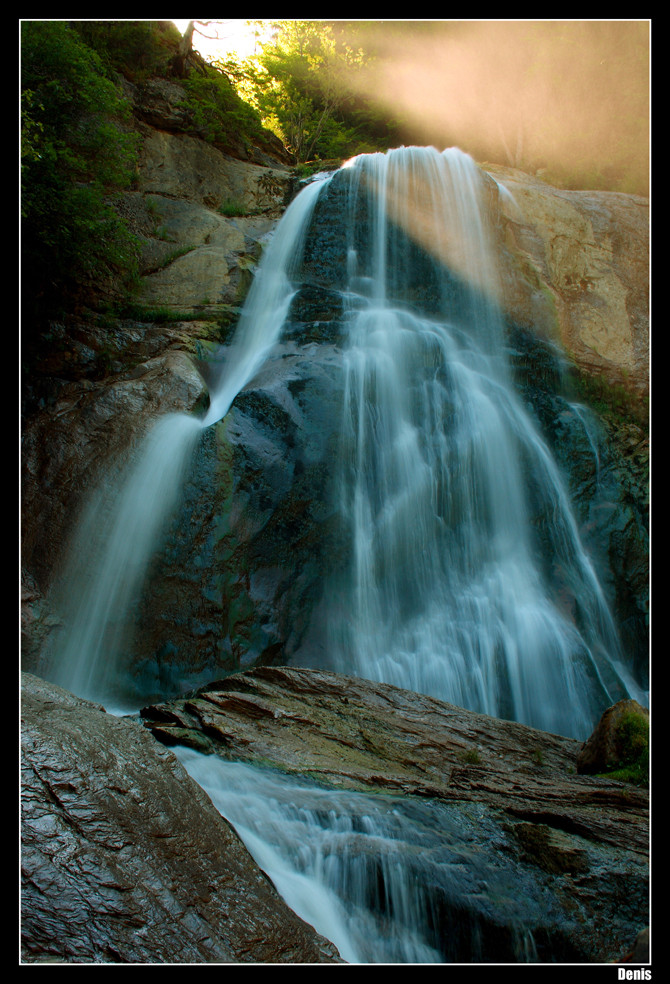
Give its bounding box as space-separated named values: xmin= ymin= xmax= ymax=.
xmin=21 ymin=348 xmax=208 ymax=597
xmin=20 ymin=672 xmax=341 ymax=964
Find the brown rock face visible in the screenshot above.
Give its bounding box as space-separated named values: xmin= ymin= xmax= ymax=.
xmin=485 ymin=165 xmax=649 ymax=394
xmin=20 ymin=672 xmax=341 ymax=964
xmin=141 ymin=666 xmax=649 ymax=856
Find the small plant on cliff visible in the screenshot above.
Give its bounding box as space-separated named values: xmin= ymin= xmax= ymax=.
xmin=218 ymin=199 xmax=249 ymax=217
xmin=571 ymin=367 xmax=649 ymax=430
xmin=460 ymin=748 xmax=482 ymax=765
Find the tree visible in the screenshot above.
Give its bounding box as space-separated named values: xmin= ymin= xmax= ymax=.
xmin=21 ymin=21 xmax=141 ymax=330
xmin=240 ymin=21 xmax=365 ymax=162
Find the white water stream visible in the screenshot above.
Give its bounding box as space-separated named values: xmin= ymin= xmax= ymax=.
xmin=325 ymin=148 xmax=630 ymax=739
xmin=174 ymin=745 xmax=540 ymax=964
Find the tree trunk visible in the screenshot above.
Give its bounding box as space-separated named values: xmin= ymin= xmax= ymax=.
xmin=171 ymin=20 xmax=195 ymax=78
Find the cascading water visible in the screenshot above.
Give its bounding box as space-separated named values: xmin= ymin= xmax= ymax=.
xmin=41 ymin=146 xmax=645 ymax=964
xmin=320 ymin=147 xmax=629 ymax=739
xmin=174 ymin=745 xmax=542 ymax=965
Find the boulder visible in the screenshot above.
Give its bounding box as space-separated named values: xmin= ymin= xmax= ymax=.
xmin=20 ymin=672 xmax=341 ymax=964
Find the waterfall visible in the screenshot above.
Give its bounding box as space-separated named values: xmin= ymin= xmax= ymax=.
xmin=37 ymin=146 xmax=645 ymax=965
xmin=47 ymin=175 xmax=329 ymax=706
xmin=321 ymin=147 xmax=628 ymax=739
xmin=46 ymin=146 xmax=634 ymax=729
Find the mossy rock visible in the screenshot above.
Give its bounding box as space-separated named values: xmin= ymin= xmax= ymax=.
xmin=576 ymin=699 xmax=649 ymax=786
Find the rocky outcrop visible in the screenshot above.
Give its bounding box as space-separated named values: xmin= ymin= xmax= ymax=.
xmin=131 ymin=128 xmax=291 ymax=317
xmin=140 ymin=665 xmax=649 ymax=963
xmin=117 ymin=164 xmax=648 ymax=701
xmin=20 ymin=671 xmax=341 ymax=964
xmin=486 ymin=165 xmax=649 ymax=395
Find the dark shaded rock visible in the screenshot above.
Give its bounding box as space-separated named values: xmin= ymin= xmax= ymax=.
xmin=123 ymin=335 xmax=349 ymax=695
xmin=133 ymin=77 xmax=193 ymax=132
xmin=511 ymin=822 xmax=590 ymax=875
xmin=20 ymin=672 xmax=341 ymax=964
xmin=142 ymin=666 xmax=649 ymax=963
xmin=627 ymin=927 xmax=650 ymax=963
xmin=21 ymin=347 xmax=208 ymax=598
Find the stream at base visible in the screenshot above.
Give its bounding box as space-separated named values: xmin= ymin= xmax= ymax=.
xmin=174 ymin=745 xmax=541 ymax=964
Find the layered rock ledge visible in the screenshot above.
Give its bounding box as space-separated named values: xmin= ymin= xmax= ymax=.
xmin=21 ymin=667 xmax=649 ymax=964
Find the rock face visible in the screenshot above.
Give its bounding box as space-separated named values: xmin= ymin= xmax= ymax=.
xmin=486 ymin=165 xmax=649 ymax=394
xmin=577 ymin=699 xmax=649 ymax=776
xmin=132 ymin=129 xmax=291 ymax=316
xmin=113 ymin=163 xmax=648 ymax=703
xmin=20 ymin=672 xmax=341 ymax=964
xmin=140 ymin=665 xmax=649 ymax=963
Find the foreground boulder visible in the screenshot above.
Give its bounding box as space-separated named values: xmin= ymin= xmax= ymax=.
xmin=20 ymin=672 xmax=341 ymax=964
xmin=141 ymin=665 xmax=649 ymax=963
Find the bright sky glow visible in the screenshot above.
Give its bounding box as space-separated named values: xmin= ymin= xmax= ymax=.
xmin=172 ymin=19 xmax=270 ymax=61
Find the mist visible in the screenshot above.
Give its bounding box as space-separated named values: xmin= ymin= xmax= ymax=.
xmin=345 ymin=20 xmax=649 ymax=194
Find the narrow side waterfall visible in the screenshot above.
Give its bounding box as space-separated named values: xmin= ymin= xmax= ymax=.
xmin=48 ymin=176 xmax=328 ymax=706
xmin=321 ymin=148 xmax=628 ymax=739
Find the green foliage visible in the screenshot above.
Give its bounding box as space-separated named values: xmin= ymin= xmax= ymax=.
xmin=235 ymin=20 xmax=403 ymax=164
xmin=182 ymin=69 xmax=267 ymax=152
xmin=241 ymin=19 xmax=647 ymax=193
xmin=21 ymin=21 xmax=141 ymax=329
xmin=572 ymin=367 xmax=649 ymax=430
xmin=71 ymin=20 xmax=180 ymax=82
xmin=460 ymin=748 xmax=481 ymax=764
xmin=218 ymin=199 xmax=250 ymax=217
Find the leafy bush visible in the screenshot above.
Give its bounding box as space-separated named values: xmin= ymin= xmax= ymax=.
xmin=182 ymin=70 xmax=267 ymax=153
xmin=71 ymin=20 xmax=179 ymax=82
